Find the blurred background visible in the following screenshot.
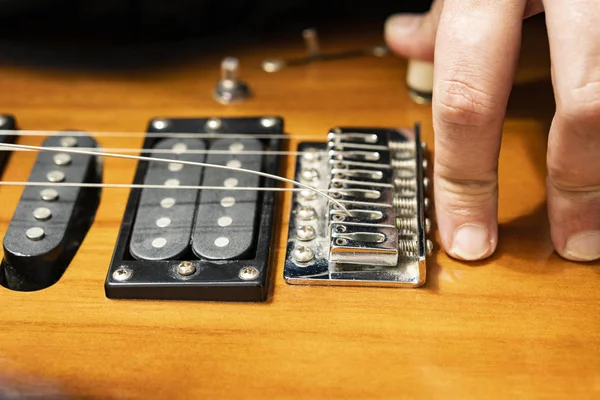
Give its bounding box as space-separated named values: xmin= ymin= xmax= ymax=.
xmin=0 ymin=0 xmax=432 ymax=69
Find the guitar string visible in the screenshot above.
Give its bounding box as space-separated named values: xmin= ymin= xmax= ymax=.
xmin=0 ymin=181 xmax=319 ymax=192
xmin=0 ymin=129 xmax=310 ymax=139
xmin=0 ymin=142 xmax=351 ymax=215
xmin=0 ymin=147 xmax=325 ymax=156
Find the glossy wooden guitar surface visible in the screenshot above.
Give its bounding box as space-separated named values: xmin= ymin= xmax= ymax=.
xmin=0 ymin=20 xmax=598 ymax=399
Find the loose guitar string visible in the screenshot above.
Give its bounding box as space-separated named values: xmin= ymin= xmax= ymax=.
xmin=0 ymin=143 xmax=351 ymax=215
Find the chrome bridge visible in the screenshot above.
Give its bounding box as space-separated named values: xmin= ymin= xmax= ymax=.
xmin=284 ymin=124 xmax=432 ymax=287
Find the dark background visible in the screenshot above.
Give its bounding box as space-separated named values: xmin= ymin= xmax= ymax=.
xmin=0 ymin=1 xmax=432 ymax=38
xmin=0 ymin=0 xmax=432 ymax=69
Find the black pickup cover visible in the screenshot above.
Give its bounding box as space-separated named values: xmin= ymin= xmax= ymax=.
xmin=1 ymin=133 xmax=102 ymax=291
xmin=105 ymin=117 xmax=284 ymax=302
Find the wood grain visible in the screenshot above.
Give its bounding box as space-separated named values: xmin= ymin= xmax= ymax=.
xmin=0 ymin=20 xmax=598 ymax=400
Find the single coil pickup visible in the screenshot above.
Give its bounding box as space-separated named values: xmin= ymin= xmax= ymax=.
xmin=192 ymin=138 xmax=263 ymax=260
xmin=0 ymin=114 xmax=17 ymax=176
xmin=129 ymin=138 xmax=206 ymax=261
xmin=330 ymin=223 xmax=398 ymax=266
xmin=1 ymin=133 xmax=101 ymax=291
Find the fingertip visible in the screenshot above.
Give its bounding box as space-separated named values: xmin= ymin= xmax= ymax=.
xmin=559 ymin=231 xmax=600 ymax=262
xmin=384 ymin=14 xmax=434 ymax=60
xmin=447 ymin=223 xmax=497 ymax=261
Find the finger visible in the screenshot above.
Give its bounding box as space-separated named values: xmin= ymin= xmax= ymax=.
xmin=384 ymin=0 xmax=443 ymax=61
xmin=543 ymin=0 xmax=600 ymax=261
xmin=433 ymin=0 xmax=527 ymax=260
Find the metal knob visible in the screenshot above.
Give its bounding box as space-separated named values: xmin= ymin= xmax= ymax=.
xmin=213 ymin=57 xmax=251 ymax=104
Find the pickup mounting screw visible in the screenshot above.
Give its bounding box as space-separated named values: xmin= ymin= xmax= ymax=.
xmin=205 ymin=118 xmax=222 ymax=131
xmin=113 ymin=266 xmax=133 ymax=282
xmin=239 ymin=267 xmax=260 ymax=280
xmin=177 ymin=261 xmax=196 ymax=277
xmin=152 ymin=119 xmax=169 ymax=130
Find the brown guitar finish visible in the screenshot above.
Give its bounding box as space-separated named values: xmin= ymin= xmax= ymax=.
xmin=0 ymin=20 xmax=598 ymax=399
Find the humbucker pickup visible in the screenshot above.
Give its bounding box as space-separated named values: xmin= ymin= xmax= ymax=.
xmin=105 ymin=116 xmax=284 ymax=302
xmin=1 ymin=133 xmax=103 ymax=291
xmin=0 ymin=114 xmax=17 ymax=176
xmin=284 ymin=124 xmax=432 ymax=287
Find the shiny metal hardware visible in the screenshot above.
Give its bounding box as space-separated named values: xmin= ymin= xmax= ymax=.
xmin=297 ymin=206 xmax=316 ymax=220
xmin=262 ymin=28 xmax=389 ymax=73
xmin=60 ymin=137 xmax=78 ymax=147
xmin=213 ymin=57 xmax=251 ymax=104
xmin=25 ymin=227 xmax=45 ymax=241
xmin=176 ymin=261 xmax=196 ymax=277
xmin=205 ymin=118 xmax=222 ymax=131
xmin=152 ymin=119 xmax=169 ymax=130
xmin=239 ymin=266 xmax=260 ymax=281
xmin=112 ymin=266 xmax=133 ymax=282
xmin=284 ymin=125 xmax=432 ymax=288
xmin=292 ymin=246 xmax=314 ymax=263
xmin=296 ymin=225 xmax=316 ymax=241
xmin=260 ymin=117 xmax=278 ymax=128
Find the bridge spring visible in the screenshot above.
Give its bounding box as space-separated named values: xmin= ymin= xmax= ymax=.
xmin=392 ymin=159 xmax=416 ymax=169
xmin=393 ymin=196 xmax=417 ymax=209
xmin=396 ymin=217 xmax=418 ymax=233
xmin=394 ymin=178 xmax=417 ymax=188
xmin=398 ymin=240 xmax=419 ymax=256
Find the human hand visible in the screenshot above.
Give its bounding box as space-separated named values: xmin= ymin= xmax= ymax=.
xmin=385 ymin=0 xmax=600 ymax=262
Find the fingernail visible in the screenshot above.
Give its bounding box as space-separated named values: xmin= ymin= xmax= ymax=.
xmin=564 ymin=231 xmax=600 ymax=261
xmin=451 ymin=224 xmax=491 ymax=260
xmin=385 ymin=14 xmax=421 ymax=38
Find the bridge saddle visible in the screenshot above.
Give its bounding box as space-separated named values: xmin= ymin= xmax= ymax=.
xmin=284 ymin=125 xmax=432 ymax=287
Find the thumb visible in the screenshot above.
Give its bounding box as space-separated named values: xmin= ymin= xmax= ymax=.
xmin=384 ymin=0 xmax=443 ymax=61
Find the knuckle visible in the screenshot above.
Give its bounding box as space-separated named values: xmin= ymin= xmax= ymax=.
xmin=435 ymin=75 xmax=498 ymax=127
xmin=547 ymin=169 xmax=600 ymax=198
xmin=435 ymin=170 xmax=498 ymax=209
xmin=559 ymin=82 xmax=600 ymax=126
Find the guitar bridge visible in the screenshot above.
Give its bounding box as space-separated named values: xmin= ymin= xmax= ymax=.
xmin=284 ymin=124 xmax=432 ymax=287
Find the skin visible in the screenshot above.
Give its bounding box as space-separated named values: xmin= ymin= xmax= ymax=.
xmin=385 ymin=0 xmax=600 ymax=262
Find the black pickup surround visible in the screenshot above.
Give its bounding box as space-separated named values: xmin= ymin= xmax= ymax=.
xmin=0 ymin=114 xmax=17 ymax=176
xmin=105 ymin=117 xmax=284 ymax=302
xmin=1 ymin=133 xmax=102 ymax=291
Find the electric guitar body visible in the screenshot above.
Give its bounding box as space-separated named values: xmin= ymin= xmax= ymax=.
xmin=0 ymin=20 xmax=598 ymax=400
